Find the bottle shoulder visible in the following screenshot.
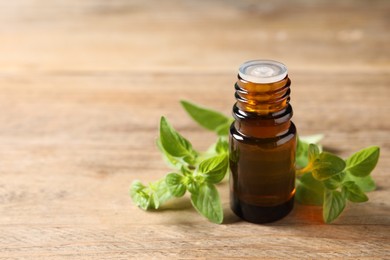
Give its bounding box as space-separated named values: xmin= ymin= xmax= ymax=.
xmin=233 ymin=103 xmax=293 ymax=124
xmin=230 ymin=121 xmax=296 ymax=146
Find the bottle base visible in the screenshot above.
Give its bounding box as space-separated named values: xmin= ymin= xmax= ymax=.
xmin=230 ymin=193 xmax=294 ymax=224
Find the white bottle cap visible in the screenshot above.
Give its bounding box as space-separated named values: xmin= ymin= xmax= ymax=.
xmin=238 ymin=60 xmax=288 ymax=84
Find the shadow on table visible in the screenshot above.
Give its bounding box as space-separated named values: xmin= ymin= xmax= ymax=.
xmin=222 ymin=202 xmax=324 ymax=225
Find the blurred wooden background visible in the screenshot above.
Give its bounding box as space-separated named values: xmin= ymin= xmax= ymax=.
xmin=0 ymin=0 xmax=389 ymax=258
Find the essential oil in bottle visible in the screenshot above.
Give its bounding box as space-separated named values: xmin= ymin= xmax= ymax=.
xmin=229 ymin=60 xmax=297 ymax=224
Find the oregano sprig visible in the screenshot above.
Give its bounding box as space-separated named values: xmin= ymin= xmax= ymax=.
xmin=130 ymin=100 xmax=380 ymax=224
xmin=296 ymin=144 xmax=379 ymax=223
xmin=131 ymin=115 xmax=229 ymax=223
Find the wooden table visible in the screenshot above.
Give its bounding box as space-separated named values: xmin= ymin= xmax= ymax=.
xmin=1 ymin=0 xmax=389 ymax=258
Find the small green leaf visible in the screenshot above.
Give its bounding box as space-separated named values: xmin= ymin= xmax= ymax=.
xmin=156 ymin=139 xmax=182 ymax=169
xmin=312 ymin=152 xmax=346 ymax=181
xmin=187 ymin=179 xmax=200 ymax=194
xmin=323 ymin=190 xmax=346 ymax=223
xmin=130 ymin=180 xmax=151 ymax=210
xmin=131 ymin=180 xmax=145 ymax=193
xmin=296 ymin=156 xmax=309 ymax=170
xmin=153 ymin=180 xmax=172 ymax=207
xmin=215 ymin=122 xmax=232 ymax=136
xmin=296 ymin=137 xmax=310 ymax=168
xmin=190 ymin=182 xmax=223 ymax=224
xmin=180 ymin=166 xmax=193 ymax=176
xmin=342 ymin=181 xmax=368 ymax=203
xmin=159 ymin=117 xmax=197 ymax=164
xmin=296 ymin=172 xmax=324 ymax=205
xmin=345 ymin=174 xmax=376 ymax=192
xmin=308 ymin=144 xmax=320 ymax=162
xmin=296 ymin=136 xmax=323 ymax=168
xmin=181 ymin=100 xmax=232 ymax=136
xmin=130 ymin=179 xmax=172 ymax=210
xmin=151 ymin=192 xmax=160 ymax=209
xmin=165 ymin=173 xmax=187 ymax=197
xmin=345 ymin=146 xmax=380 ymax=177
xmin=198 ymin=154 xmax=228 ymax=184
xmin=215 ymin=137 xmax=229 ymax=154
xmin=323 ymin=172 xmax=346 ymax=190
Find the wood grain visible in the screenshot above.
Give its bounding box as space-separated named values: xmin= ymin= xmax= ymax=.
xmin=0 ymin=0 xmax=389 ymax=258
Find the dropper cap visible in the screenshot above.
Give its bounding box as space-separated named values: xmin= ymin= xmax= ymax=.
xmin=238 ymin=60 xmax=288 ymax=84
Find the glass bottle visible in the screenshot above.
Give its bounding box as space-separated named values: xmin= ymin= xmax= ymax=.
xmin=229 ymin=60 xmax=297 ymax=223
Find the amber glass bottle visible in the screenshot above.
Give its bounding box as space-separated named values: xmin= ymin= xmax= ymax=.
xmin=229 ymin=60 xmax=296 ymax=223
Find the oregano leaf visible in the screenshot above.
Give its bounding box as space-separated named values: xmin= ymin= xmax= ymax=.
xmin=296 ymin=135 xmax=323 ymax=168
xmin=130 ymin=179 xmax=172 ymax=210
xmin=153 ymin=180 xmax=173 ymax=207
xmin=323 ymin=172 xmax=346 ymax=190
xmin=346 ymin=146 xmax=380 ymax=177
xmin=187 ymin=179 xmax=200 ymax=194
xmin=151 ymin=192 xmax=160 ymax=209
xmin=165 ymin=173 xmax=187 ymax=197
xmin=130 ymin=180 xmax=151 ymax=210
xmin=323 ymin=190 xmax=346 ymax=223
xmin=215 ymin=137 xmax=229 ymax=155
xmin=215 ymin=122 xmax=232 ymax=136
xmin=312 ymin=152 xmax=346 ymax=181
xmin=345 ymin=174 xmax=376 ymax=192
xmin=156 ymin=138 xmax=182 ymax=170
xmin=296 ymin=137 xmax=310 ymax=168
xmin=198 ymin=154 xmax=228 ymax=184
xmin=308 ymin=143 xmax=320 ymax=162
xmin=160 ymin=116 xmax=197 ymax=164
xmin=342 ymin=181 xmax=368 ymax=203
xmin=296 ymin=172 xmax=324 ymax=205
xmin=181 ymin=100 xmax=232 ymax=136
xmin=190 ymin=182 xmax=223 ymax=224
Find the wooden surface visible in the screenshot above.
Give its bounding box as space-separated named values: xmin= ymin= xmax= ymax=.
xmin=1 ymin=0 xmax=389 ymax=258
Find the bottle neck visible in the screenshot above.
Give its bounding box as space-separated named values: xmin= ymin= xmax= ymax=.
xmin=233 ymin=75 xmax=293 ymax=138
xmin=235 ymin=75 xmax=291 ymax=115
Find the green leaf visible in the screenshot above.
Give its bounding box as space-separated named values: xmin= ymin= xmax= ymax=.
xmin=296 ymin=135 xmax=323 ymax=168
xmin=181 ymin=100 xmax=232 ymax=136
xmin=295 ymin=134 xmax=324 ymax=168
xmin=215 ymin=122 xmax=232 ymax=136
xmin=308 ymin=144 xmax=320 ymax=162
xmin=151 ymin=192 xmax=160 ymax=209
xmin=156 ymin=139 xmax=182 ymax=169
xmin=342 ymin=181 xmax=368 ymax=203
xmin=154 ymin=180 xmax=172 ymax=206
xmin=180 ymin=166 xmax=193 ymax=176
xmin=205 ymin=137 xmax=228 ymax=156
xmin=312 ymin=152 xmax=346 ymax=181
xmin=296 ymin=172 xmax=324 ymax=205
xmin=187 ymin=179 xmax=200 ymax=194
xmin=131 ymin=180 xmax=145 ymax=193
xmin=296 ymin=137 xmax=310 ymax=168
xmin=345 ymin=174 xmax=376 ymax=192
xmin=130 ymin=179 xmax=173 ymax=210
xmin=149 ymin=179 xmax=173 ymax=209
xmin=130 ymin=180 xmax=150 ymax=210
xmin=198 ymin=154 xmax=228 ymax=184
xmin=165 ymin=173 xmax=187 ymax=197
xmin=323 ymin=190 xmax=346 ymax=223
xmin=345 ymin=146 xmax=380 ymax=177
xmin=190 ymin=182 xmax=223 ymax=224
xmin=323 ymin=172 xmax=346 ymax=190
xmin=215 ymin=137 xmax=229 ymax=154
xmin=159 ymin=117 xmax=197 ymax=164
